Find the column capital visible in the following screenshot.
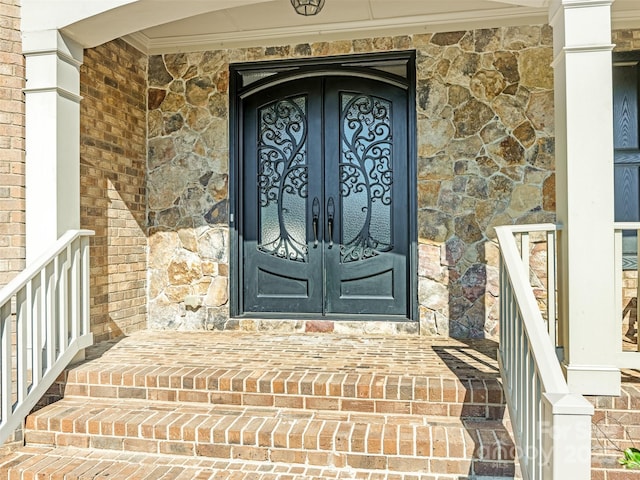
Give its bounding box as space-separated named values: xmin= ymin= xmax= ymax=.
xmin=22 ymin=29 xmax=83 ymax=63
xmin=549 ymin=0 xmax=615 ymax=61
xmin=22 ymin=30 xmax=83 ymax=100
xmin=550 ymin=0 xmax=614 ymax=13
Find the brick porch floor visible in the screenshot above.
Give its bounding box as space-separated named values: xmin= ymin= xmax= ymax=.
xmin=0 ymin=331 xmax=518 ymax=479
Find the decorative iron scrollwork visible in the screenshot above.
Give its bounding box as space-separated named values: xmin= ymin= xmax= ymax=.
xmin=257 ymin=97 xmax=308 ymax=262
xmin=339 ymin=93 xmax=393 ymax=263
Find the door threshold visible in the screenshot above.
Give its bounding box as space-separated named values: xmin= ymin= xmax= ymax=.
xmin=232 ymin=318 xmax=420 ymax=336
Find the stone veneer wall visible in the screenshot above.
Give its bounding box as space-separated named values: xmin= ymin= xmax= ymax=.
xmin=147 ymin=26 xmax=556 ymax=338
xmin=0 ymin=0 xmax=25 ymax=288
xmin=80 ymin=39 xmax=148 ymax=342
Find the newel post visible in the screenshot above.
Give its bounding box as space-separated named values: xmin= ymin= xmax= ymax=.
xmin=541 ymin=393 xmax=594 ymax=478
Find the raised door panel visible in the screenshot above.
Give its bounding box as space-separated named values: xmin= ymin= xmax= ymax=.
xmin=613 ymin=64 xmax=639 ymax=150
xmin=615 ymin=164 xmax=640 ymax=222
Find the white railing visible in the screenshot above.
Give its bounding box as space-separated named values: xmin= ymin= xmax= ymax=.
xmin=506 ymin=224 xmax=560 ymax=349
xmin=496 ymin=224 xmax=594 ymax=480
xmin=0 ymin=229 xmax=94 ymax=445
xmin=614 ymin=222 xmax=640 ymax=368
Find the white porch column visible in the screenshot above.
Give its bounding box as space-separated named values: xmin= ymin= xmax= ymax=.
xmin=550 ymin=0 xmax=620 ymax=395
xmin=22 ymin=30 xmax=83 ymax=263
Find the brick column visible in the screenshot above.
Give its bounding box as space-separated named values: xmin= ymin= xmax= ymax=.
xmin=0 ymin=0 xmax=26 ymax=286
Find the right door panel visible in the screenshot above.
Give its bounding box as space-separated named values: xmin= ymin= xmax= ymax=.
xmin=323 ymin=77 xmax=409 ymax=316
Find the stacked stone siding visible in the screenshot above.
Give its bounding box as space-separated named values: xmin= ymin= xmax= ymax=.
xmin=0 ymin=0 xmax=25 ymax=288
xmin=80 ymin=39 xmax=148 ymax=342
xmin=147 ymin=26 xmax=556 ymax=338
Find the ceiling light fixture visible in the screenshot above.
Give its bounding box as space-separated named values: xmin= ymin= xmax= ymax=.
xmin=291 ymin=0 xmax=325 ymax=16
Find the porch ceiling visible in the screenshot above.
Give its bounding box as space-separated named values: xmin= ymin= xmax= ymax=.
xmin=131 ymin=0 xmax=546 ymax=54
xmin=56 ymin=0 xmax=640 ymax=54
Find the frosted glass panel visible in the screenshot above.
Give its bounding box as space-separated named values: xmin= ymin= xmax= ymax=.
xmin=339 ymin=93 xmax=393 ymax=263
xmin=257 ymin=96 xmax=308 ymax=262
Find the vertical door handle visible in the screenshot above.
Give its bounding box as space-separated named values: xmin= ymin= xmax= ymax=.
xmin=312 ymin=197 xmax=320 ymax=247
xmin=327 ymin=197 xmax=335 ymax=248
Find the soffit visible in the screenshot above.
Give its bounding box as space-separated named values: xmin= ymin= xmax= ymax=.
xmin=58 ymin=0 xmax=640 ymax=54
xmin=125 ymin=0 xmax=548 ymax=54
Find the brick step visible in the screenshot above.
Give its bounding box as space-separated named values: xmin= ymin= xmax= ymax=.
xmin=24 ymin=398 xmax=516 ymax=477
xmin=0 ymin=446 xmax=516 ymax=480
xmin=42 ymin=331 xmax=505 ymax=420
xmin=50 ymin=365 xmax=505 ymax=420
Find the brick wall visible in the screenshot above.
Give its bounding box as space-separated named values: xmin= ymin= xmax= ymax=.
xmin=613 ymin=29 xmax=640 ymax=51
xmin=0 ymin=0 xmax=26 ymax=287
xmin=80 ymin=39 xmax=148 ymax=342
xmin=0 ymin=0 xmax=25 ymax=454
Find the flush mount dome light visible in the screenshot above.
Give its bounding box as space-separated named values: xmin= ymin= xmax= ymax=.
xmin=291 ymin=0 xmax=325 ymax=16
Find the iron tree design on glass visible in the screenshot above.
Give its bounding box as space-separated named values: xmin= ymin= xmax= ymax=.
xmin=257 ymin=96 xmax=309 ymax=262
xmin=339 ymin=93 xmax=393 ymax=263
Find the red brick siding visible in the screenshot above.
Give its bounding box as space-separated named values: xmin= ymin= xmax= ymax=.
xmin=0 ymin=0 xmax=26 ymax=287
xmin=80 ymin=39 xmax=148 ymax=341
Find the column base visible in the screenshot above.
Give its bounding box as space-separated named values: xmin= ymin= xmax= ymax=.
xmin=562 ymin=363 xmax=620 ymax=396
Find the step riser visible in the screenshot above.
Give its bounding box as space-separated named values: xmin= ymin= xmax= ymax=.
xmin=56 ymin=387 xmax=505 ymax=420
xmin=24 ymin=431 xmax=515 ymax=476
xmin=3 ymin=447 xmax=517 ymax=480
xmin=24 ymin=400 xmax=515 ymax=475
xmin=46 ymin=374 xmax=505 ymax=420
xmin=25 ymin=422 xmax=511 ymax=459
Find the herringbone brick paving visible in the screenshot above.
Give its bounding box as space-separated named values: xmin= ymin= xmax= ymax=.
xmin=0 ymin=331 xmax=518 ymax=479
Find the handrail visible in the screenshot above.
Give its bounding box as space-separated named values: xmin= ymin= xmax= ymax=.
xmin=497 ymin=225 xmax=567 ymax=392
xmin=511 ymin=225 xmax=560 ymax=355
xmin=496 ymin=224 xmax=593 ymax=480
xmin=500 ymin=223 xmax=559 ymax=234
xmin=0 ymin=229 xmax=94 ymax=445
xmin=0 ymin=230 xmax=94 ymax=306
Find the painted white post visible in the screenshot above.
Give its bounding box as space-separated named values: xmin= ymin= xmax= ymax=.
xmin=549 ymin=0 xmax=620 ymax=395
xmin=22 ymin=30 xmax=83 ymax=264
xmin=541 ymin=393 xmax=594 ymax=479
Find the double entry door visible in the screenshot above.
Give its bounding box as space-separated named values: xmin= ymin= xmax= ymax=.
xmin=613 ymin=55 xmax=640 ymax=268
xmin=241 ymin=75 xmax=409 ymax=317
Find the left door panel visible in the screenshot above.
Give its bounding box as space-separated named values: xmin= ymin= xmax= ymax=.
xmin=242 ymin=79 xmax=324 ymax=313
